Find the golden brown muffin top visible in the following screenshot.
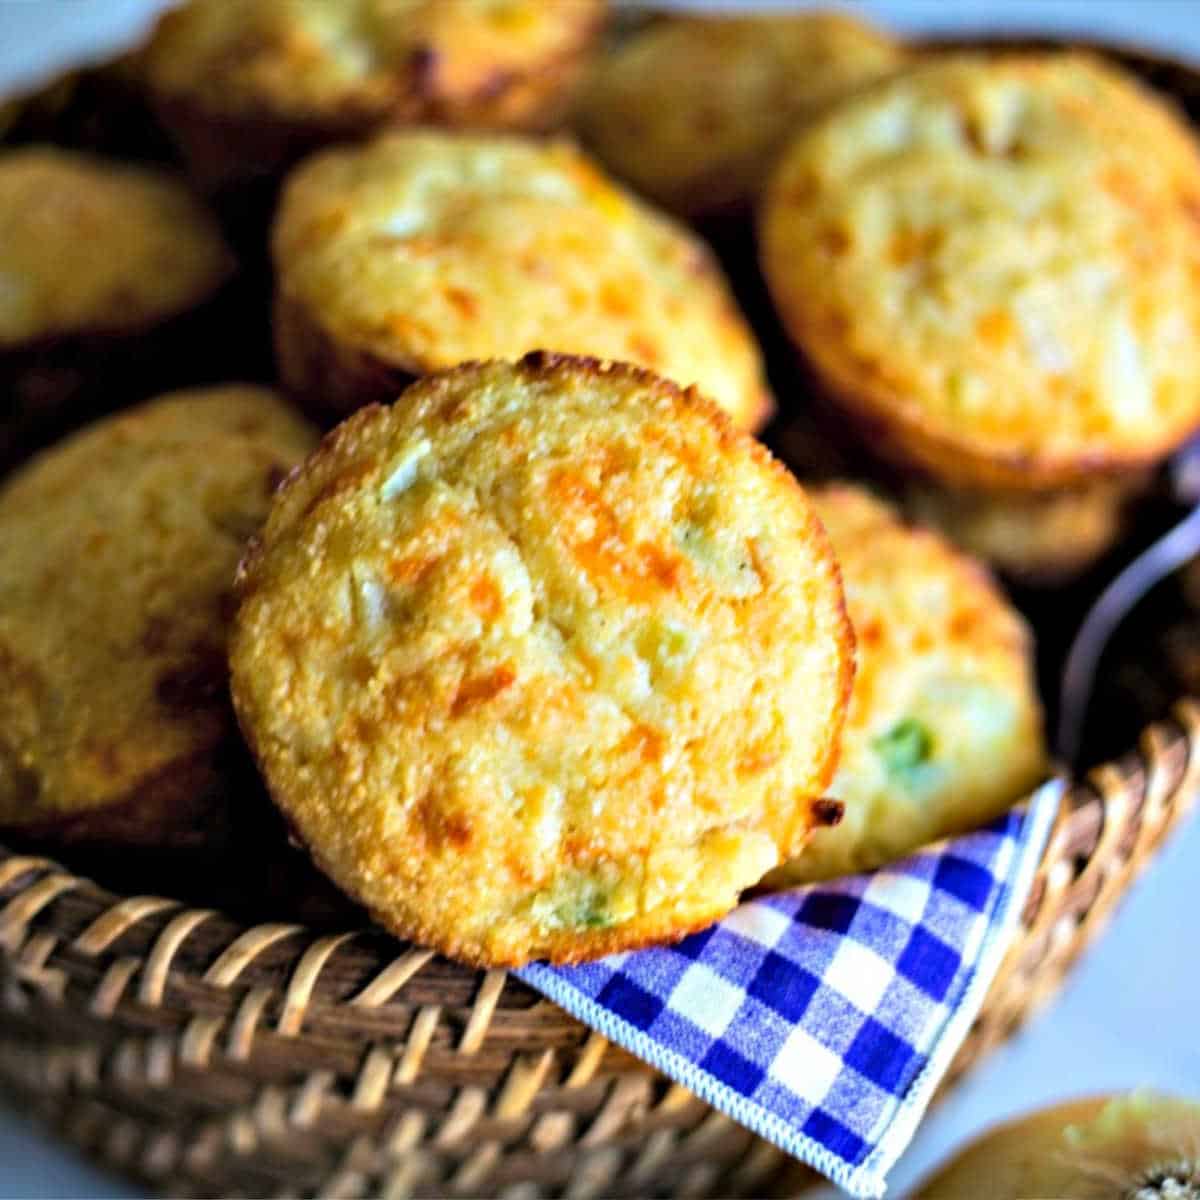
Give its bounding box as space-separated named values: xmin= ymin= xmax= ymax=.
xmin=141 ymin=0 xmax=606 ymax=125
xmin=0 ymin=386 xmax=318 ymax=830
xmin=766 ymin=484 xmax=1044 ymax=885
xmin=0 ymin=147 xmax=234 ymax=349
xmin=576 ymin=11 xmax=905 ymax=216
xmin=231 ymin=356 xmax=852 ymax=965
xmin=762 ymin=53 xmax=1200 ymax=488
xmin=272 ymin=131 xmax=772 ymax=430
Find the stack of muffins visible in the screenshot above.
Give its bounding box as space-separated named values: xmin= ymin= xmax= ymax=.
xmin=2 ymin=0 xmax=1199 ymax=968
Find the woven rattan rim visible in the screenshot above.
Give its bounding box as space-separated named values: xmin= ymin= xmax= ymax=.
xmin=0 ymin=701 xmax=1196 ymax=1198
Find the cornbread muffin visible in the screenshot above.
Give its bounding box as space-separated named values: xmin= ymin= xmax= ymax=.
xmin=0 ymin=148 xmax=232 ymax=350
xmin=0 ymin=147 xmax=235 ymax=471
xmin=140 ymin=0 xmax=607 ymax=188
xmin=576 ymin=11 xmax=905 ymax=217
xmin=761 ymin=53 xmax=1200 ymax=490
xmin=272 ymin=132 xmax=772 ymax=430
xmin=765 ymin=485 xmax=1044 ymax=887
xmin=0 ymin=386 xmax=318 ymax=846
xmin=904 ymin=475 xmax=1139 ymax=582
xmin=231 ymin=355 xmax=852 ymax=965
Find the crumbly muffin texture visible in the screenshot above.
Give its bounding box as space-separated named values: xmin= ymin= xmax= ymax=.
xmin=766 ymin=484 xmax=1044 ymax=886
xmin=231 ymin=356 xmax=852 ymax=965
xmin=0 ymin=147 xmax=233 ymax=348
xmin=272 ymin=132 xmax=772 ymax=429
xmin=141 ymin=0 xmax=605 ymax=130
xmin=762 ymin=53 xmax=1200 ymax=488
xmin=576 ymin=11 xmax=904 ymax=216
xmin=0 ymin=386 xmax=318 ymax=841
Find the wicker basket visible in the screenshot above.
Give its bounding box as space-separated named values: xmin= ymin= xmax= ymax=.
xmin=0 ymin=706 xmax=1197 ymax=1199
xmin=4 ymin=34 xmax=1200 ymax=1200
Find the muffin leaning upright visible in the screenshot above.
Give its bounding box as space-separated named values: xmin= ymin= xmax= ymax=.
xmin=761 ymin=53 xmax=1200 ymax=579
xmin=138 ymin=0 xmax=608 ymax=190
xmin=271 ymin=131 xmax=773 ymax=431
xmin=765 ymin=484 xmax=1045 ymax=887
xmin=230 ymin=355 xmax=852 ymax=966
xmin=0 ymin=386 xmax=318 ymax=849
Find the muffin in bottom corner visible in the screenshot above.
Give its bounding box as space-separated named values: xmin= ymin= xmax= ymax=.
xmin=231 ymin=355 xmax=852 ymax=966
xmin=271 ymin=131 xmax=773 ymax=431
xmin=765 ymin=484 xmax=1045 ymax=887
xmin=0 ymin=385 xmax=318 ymax=850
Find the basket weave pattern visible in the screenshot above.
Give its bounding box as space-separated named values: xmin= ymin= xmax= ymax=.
xmin=0 ymin=701 xmax=1196 ymax=1199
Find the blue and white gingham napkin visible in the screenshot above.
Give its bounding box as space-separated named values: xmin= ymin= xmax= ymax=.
xmin=518 ymin=779 xmax=1061 ymax=1198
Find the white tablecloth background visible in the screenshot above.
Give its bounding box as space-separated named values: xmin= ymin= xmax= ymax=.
xmin=1 ymin=3 xmax=1198 ymax=1195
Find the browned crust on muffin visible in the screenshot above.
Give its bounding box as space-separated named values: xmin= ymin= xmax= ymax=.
xmin=760 ymin=52 xmax=1200 ymax=490
xmin=788 ymin=330 xmax=1175 ymax=489
xmin=246 ymin=353 xmax=830 ymax=609
xmin=270 ymin=133 xmax=774 ymax=430
xmin=770 ymin=366 xmax=1140 ymax=584
xmin=233 ymin=352 xmax=852 ymax=965
xmin=246 ymin=356 xmax=807 ymax=581
xmin=0 ymin=386 xmax=319 ymax=844
xmin=144 ymin=5 xmax=607 ymax=190
xmin=274 ymin=269 xmax=774 ymax=431
xmin=244 ymin=350 xmax=833 ymax=625
xmin=263 ymin=811 xmax=768 ymax=967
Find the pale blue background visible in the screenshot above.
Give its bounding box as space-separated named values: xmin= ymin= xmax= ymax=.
xmin=0 ymin=2 xmax=1198 ymax=1196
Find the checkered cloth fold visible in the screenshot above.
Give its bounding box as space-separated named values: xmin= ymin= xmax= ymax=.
xmin=518 ymin=779 xmax=1060 ymax=1198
